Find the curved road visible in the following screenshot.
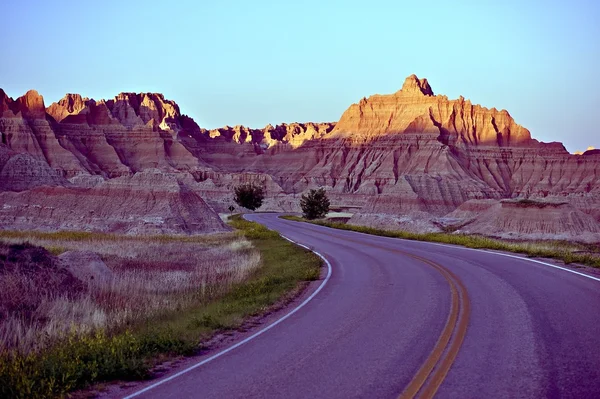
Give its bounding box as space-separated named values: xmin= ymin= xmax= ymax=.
xmin=124 ymin=213 xmax=600 ymax=398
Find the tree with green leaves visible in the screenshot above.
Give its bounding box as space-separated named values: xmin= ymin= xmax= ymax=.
xmin=234 ymin=182 xmax=265 ymax=211
xmin=301 ymin=188 xmax=330 ymax=220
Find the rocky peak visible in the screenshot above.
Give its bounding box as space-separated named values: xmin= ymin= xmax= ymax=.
xmin=0 ymin=89 xmax=9 ymax=104
xmin=331 ymin=75 xmax=534 ymax=147
xmin=14 ymin=90 xmax=46 ymax=119
xmin=47 ymin=93 xmax=88 ymax=122
xmin=59 ymin=94 xmax=86 ymax=111
xmin=207 ymin=122 xmax=336 ymax=148
xmin=0 ymin=89 xmax=14 ymax=117
xmin=46 ymin=91 xmax=189 ymax=131
xmin=105 ymin=93 xmax=144 ymax=127
xmin=399 ymin=74 xmax=434 ymax=96
xmin=104 ymin=92 xmax=182 ymax=129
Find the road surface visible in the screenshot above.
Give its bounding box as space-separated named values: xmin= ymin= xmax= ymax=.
xmin=124 ymin=213 xmax=600 ymax=398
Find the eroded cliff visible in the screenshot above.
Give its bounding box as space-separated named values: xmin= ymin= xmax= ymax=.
xmin=1 ymin=75 xmax=598 ymax=239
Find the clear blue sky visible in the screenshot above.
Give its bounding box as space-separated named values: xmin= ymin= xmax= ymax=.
xmin=1 ymin=0 xmax=598 ymax=152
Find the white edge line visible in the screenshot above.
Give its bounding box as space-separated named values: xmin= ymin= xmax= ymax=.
xmin=123 ymin=235 xmax=332 ymax=399
xmin=440 ymin=244 xmax=600 ymax=282
xmin=307 ymin=221 xmax=600 ymax=283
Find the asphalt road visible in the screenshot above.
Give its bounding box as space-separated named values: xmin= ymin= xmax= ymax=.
xmin=124 ymin=213 xmax=600 ymax=399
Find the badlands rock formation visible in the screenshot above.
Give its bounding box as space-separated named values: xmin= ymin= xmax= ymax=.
xmin=0 ymin=90 xmax=229 ymax=234
xmin=0 ymin=170 xmax=227 ymax=234
xmin=331 ymin=74 xmax=531 ymax=145
xmin=207 ymin=122 xmax=335 ymax=149
xmin=0 ymin=145 xmax=68 ymax=191
xmin=574 ymin=146 xmax=596 ymax=155
xmin=1 ymin=75 xmax=599 ymax=241
xmin=453 ymin=199 xmax=600 ymax=243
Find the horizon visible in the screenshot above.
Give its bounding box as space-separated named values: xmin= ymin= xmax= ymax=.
xmin=1 ymin=0 xmax=598 ymax=153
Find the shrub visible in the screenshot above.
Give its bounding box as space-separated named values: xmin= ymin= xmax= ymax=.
xmin=233 ymin=183 xmax=265 ymax=211
xmin=301 ymin=188 xmax=330 ymax=220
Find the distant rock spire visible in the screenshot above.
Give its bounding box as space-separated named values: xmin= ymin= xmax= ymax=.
xmin=400 ymin=74 xmax=434 ymax=96
xmin=15 ymin=90 xmax=46 ymax=119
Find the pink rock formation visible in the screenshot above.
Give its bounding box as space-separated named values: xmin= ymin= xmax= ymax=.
xmin=456 ymin=199 xmax=600 ymax=243
xmin=0 ymin=91 xmax=88 ymax=176
xmin=331 ymin=74 xmax=532 ymax=146
xmin=0 ymin=89 xmax=14 ymax=118
xmin=40 ymin=92 xmax=205 ymax=177
xmin=0 ymin=76 xmax=599 ymax=240
xmin=0 ymin=145 xmax=68 ymax=191
xmin=46 ymin=94 xmax=88 ymax=122
xmin=14 ymin=90 xmax=47 ymax=119
xmin=47 ymin=92 xmax=184 ymax=130
xmin=400 ymin=74 xmax=434 ymax=96
xmin=207 ymin=122 xmax=335 ymax=149
xmin=0 ymin=170 xmax=229 ymax=234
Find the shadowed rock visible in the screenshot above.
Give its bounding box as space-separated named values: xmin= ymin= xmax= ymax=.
xmin=59 ymin=251 xmax=113 ymax=288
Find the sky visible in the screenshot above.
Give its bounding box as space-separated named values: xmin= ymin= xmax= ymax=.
xmin=1 ymin=0 xmax=598 ymax=153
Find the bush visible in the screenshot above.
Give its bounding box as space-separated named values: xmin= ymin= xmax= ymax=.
xmin=234 ymin=183 xmax=265 ymax=211
xmin=301 ymin=188 xmax=330 ymax=220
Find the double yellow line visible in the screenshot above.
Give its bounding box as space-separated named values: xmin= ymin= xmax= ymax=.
xmin=297 ymin=225 xmax=471 ymax=398
xmin=395 ymin=250 xmax=471 ymax=399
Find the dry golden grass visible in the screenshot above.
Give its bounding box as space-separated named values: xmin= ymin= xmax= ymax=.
xmin=0 ymin=232 xmax=260 ymax=355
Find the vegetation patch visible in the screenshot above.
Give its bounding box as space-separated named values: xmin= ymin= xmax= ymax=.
xmin=502 ymin=198 xmax=569 ymax=208
xmin=300 ymin=188 xmax=330 ymax=220
xmin=281 ymin=215 xmax=600 ymax=268
xmin=233 ymin=182 xmax=265 ymax=211
xmin=0 ymin=216 xmax=321 ymax=398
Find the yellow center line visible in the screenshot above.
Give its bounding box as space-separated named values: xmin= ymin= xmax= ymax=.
xmin=419 ymin=270 xmax=471 ymax=398
xmin=397 ymin=255 xmax=462 ymax=399
xmin=294 ymin=225 xmax=471 ymax=398
xmin=396 ymin=253 xmax=470 ymax=399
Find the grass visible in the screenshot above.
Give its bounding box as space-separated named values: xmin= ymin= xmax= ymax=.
xmin=0 ymin=234 xmax=260 ymax=354
xmin=0 ymin=216 xmax=322 ymax=398
xmin=281 ymin=215 xmax=600 ymax=269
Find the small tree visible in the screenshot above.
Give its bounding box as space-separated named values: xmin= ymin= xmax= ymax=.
xmin=234 ymin=183 xmax=265 ymax=211
xmin=301 ymin=188 xmax=330 ymax=220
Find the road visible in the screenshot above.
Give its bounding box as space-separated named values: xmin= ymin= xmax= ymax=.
xmin=123 ymin=213 xmax=600 ymax=398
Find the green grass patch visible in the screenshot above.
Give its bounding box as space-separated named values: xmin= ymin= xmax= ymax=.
xmin=504 ymin=198 xmax=568 ymax=208
xmin=281 ymin=215 xmax=600 ymax=268
xmin=0 ymin=330 xmax=191 ymax=398
xmin=0 ymin=216 xmax=321 ymax=398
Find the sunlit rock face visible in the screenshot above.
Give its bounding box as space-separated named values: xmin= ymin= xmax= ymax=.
xmin=0 ymin=76 xmax=599 ymax=240
xmin=331 ymin=74 xmax=532 ymax=147
xmin=191 ymin=76 xmax=596 ymax=215
xmin=206 ymin=122 xmax=336 ymax=149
